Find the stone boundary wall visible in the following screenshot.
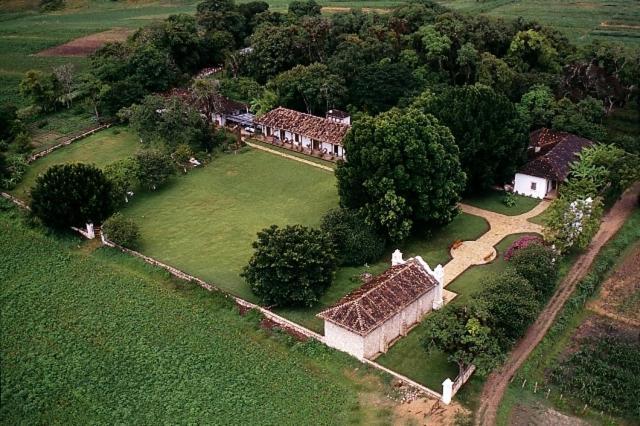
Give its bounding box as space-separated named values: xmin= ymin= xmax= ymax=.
xmin=452 ymin=365 xmax=476 ymax=396
xmin=0 ymin=191 xmax=450 ymax=404
xmin=1 ymin=192 xmax=30 ymax=210
xmin=27 ymin=123 xmax=112 ymax=164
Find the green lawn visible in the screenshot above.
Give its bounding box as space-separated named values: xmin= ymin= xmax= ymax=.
xmin=376 ymin=232 xmax=540 ymax=391
xmin=9 ymin=127 xmax=140 ymax=199
xmin=0 ymin=202 xmax=399 ymax=424
xmin=277 ymin=212 xmax=489 ymax=332
xmin=464 ymin=190 xmax=540 ymax=216
xmin=121 ymin=147 xmax=338 ymax=301
xmin=436 ymin=0 xmax=640 ymax=47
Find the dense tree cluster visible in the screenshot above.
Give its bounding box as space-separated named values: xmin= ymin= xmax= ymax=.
xmin=241 ymin=225 xmax=337 ymax=307
xmin=423 ymin=242 xmax=557 ymax=374
xmin=336 ymin=109 xmax=465 ymax=241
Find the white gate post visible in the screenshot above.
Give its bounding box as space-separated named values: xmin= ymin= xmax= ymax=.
xmin=85 ymin=223 xmax=95 ymax=239
xmin=442 ymin=378 xmax=453 ymax=404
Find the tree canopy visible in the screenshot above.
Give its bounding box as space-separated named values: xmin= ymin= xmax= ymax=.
xmin=241 ymin=225 xmax=337 ymax=307
xmin=30 ymin=164 xmax=114 ymax=229
xmin=413 ymin=84 xmax=527 ymax=191
xmin=336 ymin=109 xmax=465 ymax=241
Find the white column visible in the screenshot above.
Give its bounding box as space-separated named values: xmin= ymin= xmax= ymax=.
xmin=432 ymin=264 xmax=444 ymax=310
xmin=442 ymin=378 xmax=453 ymax=404
xmin=392 ymin=249 xmax=404 ymax=266
xmin=85 ymin=223 xmax=95 ymax=239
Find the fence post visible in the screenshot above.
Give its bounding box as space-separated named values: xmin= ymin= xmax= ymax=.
xmin=441 ymin=378 xmax=453 ymax=404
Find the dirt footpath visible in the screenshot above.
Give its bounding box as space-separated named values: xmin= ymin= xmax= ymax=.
xmin=474 ymin=183 xmax=640 ymax=426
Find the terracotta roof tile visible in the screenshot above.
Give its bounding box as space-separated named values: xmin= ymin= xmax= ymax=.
xmin=256 ymin=107 xmax=350 ymax=146
xmin=520 ymin=129 xmax=593 ymax=181
xmin=317 ymin=259 xmax=438 ymax=336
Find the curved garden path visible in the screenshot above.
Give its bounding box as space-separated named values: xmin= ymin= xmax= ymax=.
xmin=474 ymin=183 xmax=640 ymax=426
xmin=444 ymin=201 xmax=550 ymax=285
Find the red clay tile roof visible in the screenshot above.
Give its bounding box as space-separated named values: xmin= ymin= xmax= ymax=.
xmin=520 ymin=129 xmax=593 ymax=181
xmin=317 ymin=259 xmax=438 ymax=336
xmin=256 ymin=107 xmax=350 ymax=146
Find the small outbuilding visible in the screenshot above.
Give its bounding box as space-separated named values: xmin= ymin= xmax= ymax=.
xmin=318 ymin=251 xmax=444 ymax=360
xmin=514 ymin=128 xmax=593 ymax=199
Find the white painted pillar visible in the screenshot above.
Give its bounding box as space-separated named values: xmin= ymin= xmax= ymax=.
xmin=442 ymin=378 xmax=453 ymax=404
xmin=85 ymin=223 xmax=95 ymax=239
xmin=392 ymin=249 xmax=404 ymax=266
xmin=432 ymin=264 xmax=444 ymax=310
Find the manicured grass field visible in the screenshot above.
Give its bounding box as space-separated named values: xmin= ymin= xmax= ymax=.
xmin=463 ymin=190 xmax=540 ymax=216
xmin=121 ymin=147 xmax=338 ymax=301
xmin=437 ymin=0 xmax=640 ymax=47
xmin=277 ymin=212 xmax=489 ymax=332
xmin=10 ymin=127 xmax=140 ymax=199
xmin=0 ymin=203 xmax=399 ymax=424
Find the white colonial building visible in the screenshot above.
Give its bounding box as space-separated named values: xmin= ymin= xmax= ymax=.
xmin=514 ymin=128 xmax=593 ymax=199
xmin=318 ymin=251 xmax=444 ymax=360
xmin=255 ymin=107 xmax=350 ymax=158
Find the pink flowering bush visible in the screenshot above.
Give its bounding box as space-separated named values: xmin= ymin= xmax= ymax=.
xmin=504 ymin=235 xmax=543 ymax=261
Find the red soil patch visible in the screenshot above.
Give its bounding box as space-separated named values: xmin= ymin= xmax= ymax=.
xmin=35 ymin=28 xmax=134 ymax=57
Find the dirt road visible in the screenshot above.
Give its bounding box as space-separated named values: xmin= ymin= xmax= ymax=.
xmin=475 ymin=183 xmax=640 ymax=426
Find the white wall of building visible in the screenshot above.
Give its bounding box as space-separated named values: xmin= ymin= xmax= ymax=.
xmin=323 ymin=289 xmax=436 ymax=360
xmin=324 ymin=321 xmax=365 ymax=359
xmin=514 ymin=173 xmax=549 ymax=199
xmin=261 ymin=126 xmax=344 ymax=157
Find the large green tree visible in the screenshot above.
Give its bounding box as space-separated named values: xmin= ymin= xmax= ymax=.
xmin=508 ymin=243 xmax=558 ymax=300
xmin=479 ymin=269 xmax=540 ymax=347
xmin=134 ymin=149 xmax=175 ymax=190
xmin=413 ymin=84 xmax=528 ymax=191
xmin=267 ymin=63 xmax=346 ymax=115
xmin=30 ymin=164 xmax=114 ymax=229
xmin=336 ymin=109 xmax=465 ymax=241
xmin=422 ymin=303 xmax=502 ymax=376
xmin=241 ymin=225 xmax=337 ymax=307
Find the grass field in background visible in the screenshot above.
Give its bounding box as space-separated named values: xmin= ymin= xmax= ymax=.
xmin=437 ymin=0 xmax=640 ymax=47
xmin=10 ymin=127 xmax=140 ymax=199
xmin=0 ymin=203 xmax=398 ymax=424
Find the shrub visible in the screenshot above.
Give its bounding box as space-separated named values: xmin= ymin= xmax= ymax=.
xmin=320 ymin=208 xmax=386 ymax=266
xmin=479 ymin=269 xmax=540 ymax=347
xmin=0 ymin=155 xmax=27 ymax=190
xmin=102 ymin=213 xmax=140 ymax=249
xmin=501 ymin=192 xmax=516 ymax=207
xmin=241 ymin=225 xmax=337 ymax=307
xmin=134 ymin=149 xmax=175 ymax=190
xmin=509 ymin=243 xmax=558 ymax=300
xmin=30 ymin=164 xmax=114 ymax=229
xmin=503 ymin=235 xmax=543 ymax=261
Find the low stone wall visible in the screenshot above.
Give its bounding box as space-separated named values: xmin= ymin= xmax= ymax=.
xmin=27 ymin=123 xmax=111 ymax=164
xmin=1 ymin=192 xmax=30 ymax=210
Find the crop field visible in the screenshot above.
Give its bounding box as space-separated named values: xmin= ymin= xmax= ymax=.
xmin=0 ymin=203 xmax=405 ymax=424
xmin=437 ymin=0 xmax=640 ymax=47
xmin=0 ymin=1 xmax=201 ymax=106
xmin=10 ymin=127 xmax=140 ymax=199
